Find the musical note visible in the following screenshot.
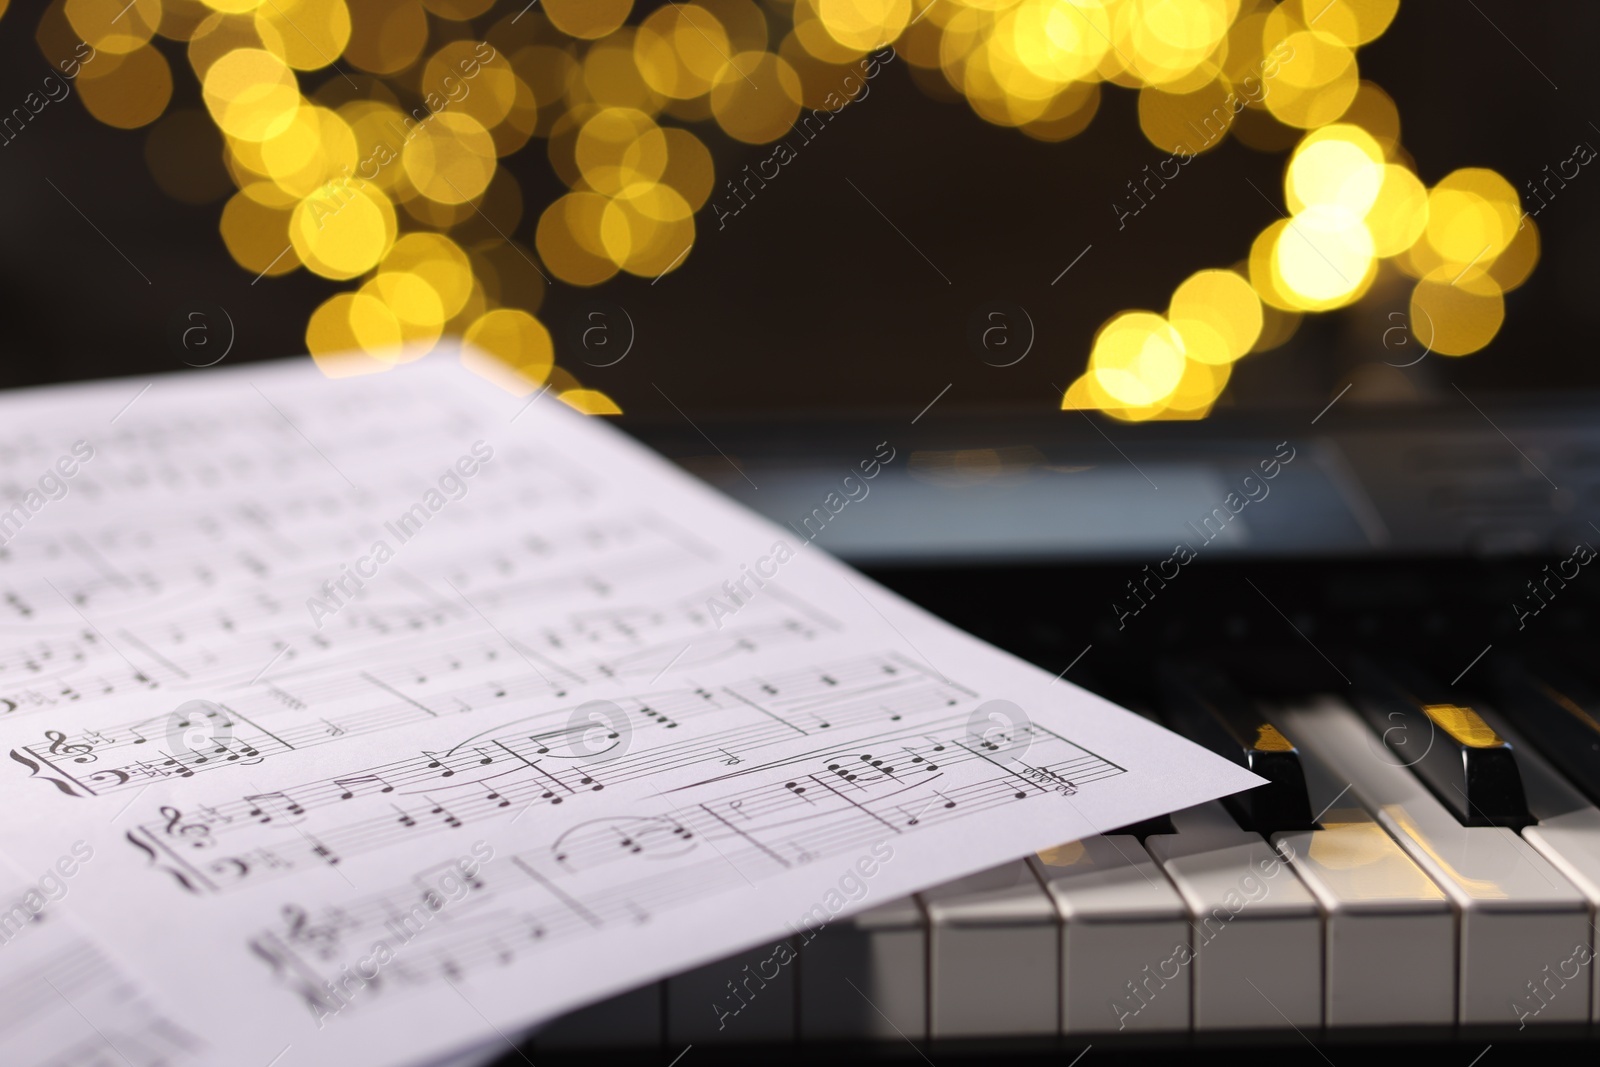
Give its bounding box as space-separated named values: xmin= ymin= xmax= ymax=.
xmin=227 ymin=740 xmax=261 ymax=762
xmin=426 ymin=797 xmax=462 ymax=829
xmin=244 ymin=792 xmax=305 ymax=823
xmin=0 ymin=358 xmax=1194 ymax=1056
xmin=332 ymin=775 xmax=395 ymax=800
xmin=158 ymin=753 xmax=198 ymax=778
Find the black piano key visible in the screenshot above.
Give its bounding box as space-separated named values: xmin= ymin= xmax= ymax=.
xmin=1489 ymin=654 xmax=1600 ymax=808
xmin=1105 ymin=812 xmax=1178 ymax=838
xmin=1350 ymin=656 xmax=1532 ymax=828
xmin=1159 ymin=663 xmax=1316 ymax=833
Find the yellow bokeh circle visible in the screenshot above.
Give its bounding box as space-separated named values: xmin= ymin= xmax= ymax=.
xmin=290 ymin=183 xmax=396 ymax=280
xmin=382 ymin=233 xmax=474 ymax=319
xmin=1090 ymin=312 xmax=1187 ymax=407
xmin=1169 ymin=269 xmax=1263 ymax=364
xmin=463 ymin=309 xmax=555 ymax=387
xmin=544 ymin=0 xmax=634 ymax=40
xmin=203 ymin=48 xmax=301 ymax=142
xmin=711 ymin=52 xmax=804 ymax=144
xmin=1410 ymin=268 xmax=1505 ymax=357
xmin=403 ymin=112 xmax=498 ymax=204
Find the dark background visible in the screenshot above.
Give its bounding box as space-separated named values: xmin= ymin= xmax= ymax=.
xmin=2 ymin=0 xmax=1596 ymax=420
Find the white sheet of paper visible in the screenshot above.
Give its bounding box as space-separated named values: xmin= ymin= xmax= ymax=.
xmin=0 ymin=851 xmax=209 ymax=1067
xmin=0 ymin=354 xmax=1259 ymax=1067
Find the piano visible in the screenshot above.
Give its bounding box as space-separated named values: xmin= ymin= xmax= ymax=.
xmin=5 ymin=0 xmax=1588 ymax=1060
xmin=511 ymin=397 xmax=1600 ymax=1060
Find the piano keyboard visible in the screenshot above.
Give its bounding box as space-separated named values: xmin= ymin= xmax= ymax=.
xmin=527 ymin=651 xmax=1600 ymax=1050
xmin=553 ymin=385 xmax=1600 ymax=1058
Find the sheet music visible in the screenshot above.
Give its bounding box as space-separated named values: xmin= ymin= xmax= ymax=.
xmin=0 ymin=354 xmax=1259 ymax=1067
xmin=0 ymin=851 xmax=206 ymax=1067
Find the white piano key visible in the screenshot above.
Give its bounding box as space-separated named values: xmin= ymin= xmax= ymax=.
xmin=797 ymin=896 xmax=926 ymax=1041
xmin=666 ymin=939 xmax=798 ymax=1043
xmin=534 ymin=982 xmax=663 ymax=1050
xmin=1269 ymin=743 xmax=1454 ymax=1026
xmin=1029 ymin=835 xmax=1190 ymax=1034
xmin=1279 ymin=697 xmax=1591 ymax=1025
xmin=918 ymin=859 xmax=1057 ymax=1037
xmin=1475 ymin=702 xmax=1600 ymax=1022
xmin=1145 ymin=802 xmax=1322 ymax=1030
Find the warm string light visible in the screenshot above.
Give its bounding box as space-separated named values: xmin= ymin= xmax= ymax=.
xmin=1042 ymin=0 xmax=1535 ymax=420
xmin=38 ymin=0 xmax=1535 ymax=422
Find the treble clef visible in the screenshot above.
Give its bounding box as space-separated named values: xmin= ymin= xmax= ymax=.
xmin=160 ymin=805 xmax=213 ymax=848
xmin=44 ymin=730 xmax=96 ymax=764
xmin=282 ymin=904 xmax=339 ymax=958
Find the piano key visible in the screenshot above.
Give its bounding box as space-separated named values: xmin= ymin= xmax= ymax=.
xmin=918 ymin=859 xmax=1057 ymax=1037
xmin=1145 ymin=802 xmax=1322 ymax=1030
xmin=533 ymin=982 xmax=663 ymax=1050
xmin=797 ymin=896 xmax=926 ymax=1042
xmin=1266 ymin=738 xmax=1454 ymax=1026
xmin=1471 ymin=699 xmax=1600 ymax=1023
xmin=1028 ymin=835 xmax=1190 ymax=1034
xmin=1161 ymin=664 xmax=1315 ymax=833
xmin=1350 ymin=657 xmax=1532 ymax=827
xmin=1489 ymin=655 xmax=1600 ymax=808
xmin=1106 ymin=813 xmax=1177 ymax=838
xmin=665 ymin=939 xmax=798 ymax=1043
xmin=1278 ymin=696 xmax=1590 ymax=1024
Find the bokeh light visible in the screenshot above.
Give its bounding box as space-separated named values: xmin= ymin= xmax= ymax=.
xmin=49 ymin=0 xmax=1532 ymax=421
